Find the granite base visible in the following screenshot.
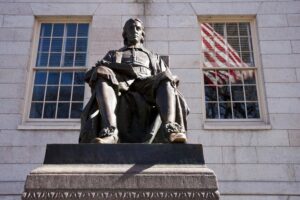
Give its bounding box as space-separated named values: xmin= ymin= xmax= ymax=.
xmin=22 ymin=144 xmax=219 ymax=200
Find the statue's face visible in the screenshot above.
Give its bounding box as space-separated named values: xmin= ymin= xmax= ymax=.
xmin=124 ymin=20 xmax=143 ymax=45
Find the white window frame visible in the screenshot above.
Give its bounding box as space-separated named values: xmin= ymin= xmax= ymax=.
xmin=198 ymin=16 xmax=271 ymax=130
xmin=19 ymin=17 xmax=92 ymax=130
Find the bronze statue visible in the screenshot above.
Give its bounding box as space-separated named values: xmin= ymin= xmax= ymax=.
xmin=79 ymin=18 xmax=189 ymax=144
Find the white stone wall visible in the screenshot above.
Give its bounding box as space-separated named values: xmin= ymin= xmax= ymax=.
xmin=0 ymin=0 xmax=300 ymax=199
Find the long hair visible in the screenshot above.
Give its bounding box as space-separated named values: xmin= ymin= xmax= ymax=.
xmin=122 ymin=18 xmax=145 ymax=46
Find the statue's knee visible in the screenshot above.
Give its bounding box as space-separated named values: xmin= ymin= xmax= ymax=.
xmin=96 ymin=76 xmax=108 ymax=83
xmin=161 ymin=80 xmax=174 ymax=91
xmin=159 ymin=79 xmax=171 ymax=87
xmin=96 ymin=77 xmax=114 ymax=88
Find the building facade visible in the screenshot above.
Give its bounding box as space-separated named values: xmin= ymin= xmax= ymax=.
xmin=0 ymin=0 xmax=300 ymax=199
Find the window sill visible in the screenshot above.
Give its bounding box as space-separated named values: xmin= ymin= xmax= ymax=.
xmin=18 ymin=121 xmax=80 ymax=130
xmin=203 ymin=121 xmax=271 ymax=130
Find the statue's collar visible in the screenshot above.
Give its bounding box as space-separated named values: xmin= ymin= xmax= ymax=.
xmin=124 ymin=43 xmax=144 ymax=50
xmin=118 ymin=44 xmax=151 ymax=55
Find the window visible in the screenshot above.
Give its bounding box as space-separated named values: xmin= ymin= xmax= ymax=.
xmin=199 ymin=17 xmax=269 ymax=127
xmin=25 ymin=20 xmax=89 ymax=124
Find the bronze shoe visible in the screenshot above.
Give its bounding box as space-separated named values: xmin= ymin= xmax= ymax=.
xmin=91 ymin=126 xmax=119 ymax=144
xmin=169 ymin=132 xmax=187 ymax=143
xmin=91 ymin=134 xmax=118 ymax=144
xmin=164 ymin=122 xmax=187 ymax=143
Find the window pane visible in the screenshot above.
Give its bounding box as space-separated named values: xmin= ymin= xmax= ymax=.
xmin=75 ymin=53 xmax=86 ymax=66
xmin=218 ymin=70 xmax=231 ymax=85
xmin=59 ymin=86 xmax=72 ymax=101
xmin=34 ymin=71 xmax=47 ymax=84
xmin=218 ymin=86 xmax=231 ymax=101
xmin=241 ymin=52 xmax=254 ymax=65
xmin=213 ymin=23 xmax=224 ymax=36
xmin=66 ymin=38 xmax=75 ymax=52
xmin=240 ymin=37 xmax=250 ymax=51
xmin=36 ymin=53 xmax=48 ymax=67
xmin=231 ymin=86 xmax=244 ymax=101
xmin=239 ymin=23 xmax=250 ymax=36
xmin=230 ymin=70 xmax=243 ymax=85
xmin=67 ymin=24 xmax=77 ymax=37
xmin=206 ymin=103 xmax=218 ymax=119
xmin=219 ymin=102 xmax=232 ymax=119
xmin=57 ymin=103 xmax=70 ymax=118
xmin=70 ymin=103 xmax=83 ymax=118
xmin=205 ymin=86 xmax=217 ymax=101
xmin=45 ymin=86 xmax=58 ymax=101
xmin=64 ymin=53 xmax=74 ymax=66
xmin=40 ymin=23 xmax=52 ymax=37
xmin=74 ymin=72 xmax=85 ymax=84
xmin=32 ymin=86 xmax=45 ymax=101
xmin=44 ymin=103 xmax=56 ymax=118
xmin=203 ymin=54 xmax=217 ymax=68
xmin=30 ymin=103 xmax=43 ymax=118
xmin=77 ymin=24 xmax=89 ymax=37
xmin=227 ymin=23 xmax=238 ymax=36
xmin=233 ymin=103 xmax=246 ymax=119
xmin=76 ymin=38 xmax=88 ymax=52
xmin=204 ymin=71 xmax=217 ymax=85
xmin=61 ymin=72 xmax=73 ymax=85
xmin=38 ymin=38 xmax=50 ymax=52
xmin=51 ymin=38 xmax=63 ymax=52
xmin=245 ymin=86 xmax=258 ymax=101
xmin=49 ymin=53 xmax=61 ymax=66
xmin=47 ymin=72 xmax=60 ymax=84
xmin=72 ymin=86 xmax=84 ymax=101
xmin=244 ymin=70 xmax=256 ymax=84
xmin=52 ymin=24 xmax=64 ymax=37
xmin=227 ymin=37 xmax=240 ymax=52
xmin=215 ymin=52 xmax=228 ymax=67
xmin=247 ymin=103 xmax=260 ymax=118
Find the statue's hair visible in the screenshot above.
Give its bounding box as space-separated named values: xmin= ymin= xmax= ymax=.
xmin=122 ymin=18 xmax=145 ymax=45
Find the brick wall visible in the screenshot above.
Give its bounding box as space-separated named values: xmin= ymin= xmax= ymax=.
xmin=0 ymin=0 xmax=299 ymax=199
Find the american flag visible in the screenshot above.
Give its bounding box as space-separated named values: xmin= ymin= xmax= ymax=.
xmin=201 ymin=23 xmax=254 ymax=85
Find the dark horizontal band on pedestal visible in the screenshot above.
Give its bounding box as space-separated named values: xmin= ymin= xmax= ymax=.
xmin=44 ymin=144 xmax=205 ymax=164
xmin=23 ymin=189 xmax=219 ymax=200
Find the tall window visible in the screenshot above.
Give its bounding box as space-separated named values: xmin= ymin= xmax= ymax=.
xmin=200 ymin=19 xmax=263 ymax=121
xmin=29 ymin=22 xmax=89 ymax=119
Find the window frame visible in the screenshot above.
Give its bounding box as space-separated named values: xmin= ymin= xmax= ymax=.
xmin=198 ymin=16 xmax=270 ymax=130
xmin=19 ymin=17 xmax=91 ymax=130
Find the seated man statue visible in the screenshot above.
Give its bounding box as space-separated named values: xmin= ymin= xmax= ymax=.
xmin=79 ymin=18 xmax=189 ymax=144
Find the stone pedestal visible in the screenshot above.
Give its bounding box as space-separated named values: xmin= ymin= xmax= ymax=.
xmin=22 ymin=144 xmax=220 ymax=200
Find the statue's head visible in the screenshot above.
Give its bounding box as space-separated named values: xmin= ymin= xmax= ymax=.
xmin=122 ymin=18 xmax=145 ymax=46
